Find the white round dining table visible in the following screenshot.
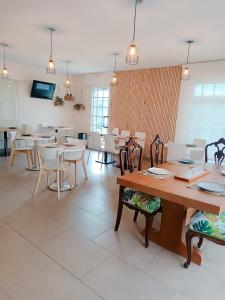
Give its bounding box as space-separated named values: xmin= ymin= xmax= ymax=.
xmin=18 ymin=135 xmax=55 ymax=171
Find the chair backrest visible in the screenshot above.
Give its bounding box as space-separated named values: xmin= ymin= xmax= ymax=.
xmin=121 ymin=130 xmax=130 ymax=137
xmin=67 ymin=137 xmax=87 ymax=147
xmin=149 ymin=134 xmax=164 ymax=167
xmin=104 ymin=134 xmax=116 ymax=153
xmin=190 ymin=149 xmax=204 ymax=161
xmin=193 ymin=138 xmax=206 ymax=148
xmin=111 ymin=128 xmax=119 ymax=135
xmin=205 ymin=138 xmax=225 ymax=165
xmin=87 ymin=132 xmax=101 ymax=150
xmin=167 ymin=142 xmax=186 ymax=162
xmin=63 ymin=146 xmax=85 ymax=161
xmin=119 ymin=137 xmax=142 ymax=176
xmin=38 ymin=145 xmax=63 ymax=169
xmin=135 ymin=131 xmax=146 ymax=139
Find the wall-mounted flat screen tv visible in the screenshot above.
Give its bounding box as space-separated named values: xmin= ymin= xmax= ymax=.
xmin=31 ymin=80 xmax=56 ymax=100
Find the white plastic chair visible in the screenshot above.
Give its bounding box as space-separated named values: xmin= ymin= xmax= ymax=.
xmin=121 ymin=130 xmax=130 ymax=137
xmin=8 ymin=131 xmax=33 ymax=168
xmin=87 ymin=132 xmax=102 ymax=163
xmin=33 ymin=146 xmax=71 ymax=200
xmin=135 ymin=131 xmax=146 ymax=149
xmin=67 ymin=137 xmax=87 ymax=147
xmin=167 ymin=142 xmax=186 ymax=162
xmin=104 ymin=134 xmax=120 ymax=155
xmin=111 ymin=128 xmax=119 ymax=136
xmin=193 ymin=138 xmax=207 ymax=148
xmin=64 ymin=146 xmax=87 ymax=186
xmin=190 ymin=149 xmax=204 ymax=161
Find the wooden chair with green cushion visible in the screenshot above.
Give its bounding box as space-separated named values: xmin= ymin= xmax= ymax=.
xmin=184 ymin=137 xmax=225 ymax=268
xmin=114 ymin=137 xmax=161 ymax=248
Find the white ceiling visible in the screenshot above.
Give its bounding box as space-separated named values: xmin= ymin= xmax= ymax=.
xmin=1 ymin=0 xmax=225 ymax=75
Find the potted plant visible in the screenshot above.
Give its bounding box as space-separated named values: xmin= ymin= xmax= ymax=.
xmin=73 ymin=103 xmax=85 ymax=111
xmin=54 ymin=96 xmax=64 ymax=106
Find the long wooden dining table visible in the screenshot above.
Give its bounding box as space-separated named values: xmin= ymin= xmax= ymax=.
xmin=117 ymin=162 xmax=225 ymax=265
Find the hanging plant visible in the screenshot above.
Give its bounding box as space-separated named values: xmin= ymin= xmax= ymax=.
xmin=54 ymin=96 xmax=64 ymax=106
xmin=73 ymin=103 xmax=85 ymax=111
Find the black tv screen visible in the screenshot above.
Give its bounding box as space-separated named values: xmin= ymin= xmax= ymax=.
xmin=31 ymin=80 xmax=56 ymax=100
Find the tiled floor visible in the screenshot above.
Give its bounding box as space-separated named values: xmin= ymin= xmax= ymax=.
xmin=0 ymin=151 xmax=225 ymax=299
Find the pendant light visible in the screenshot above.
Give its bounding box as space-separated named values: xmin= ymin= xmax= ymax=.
xmin=182 ymin=40 xmax=194 ymax=80
xmin=111 ymin=53 xmax=118 ymax=85
xmin=125 ymin=0 xmax=139 ymax=65
xmin=65 ymin=61 xmax=71 ymax=88
xmin=46 ymin=27 xmax=56 ymax=74
xmin=1 ymin=43 xmax=9 ymax=78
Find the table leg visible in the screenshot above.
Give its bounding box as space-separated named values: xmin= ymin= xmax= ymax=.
xmin=4 ymin=131 xmax=8 ymax=156
xmin=48 ymin=153 xmax=71 ymax=192
xmin=96 ymin=151 xmax=116 ymax=165
xmin=147 ymin=200 xmax=203 ymax=265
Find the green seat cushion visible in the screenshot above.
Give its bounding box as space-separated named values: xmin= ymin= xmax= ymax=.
xmin=189 ymin=210 xmax=225 ymax=241
xmin=122 ymin=187 xmax=161 ymax=213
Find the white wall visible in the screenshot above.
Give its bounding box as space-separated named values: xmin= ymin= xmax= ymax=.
xmin=5 ymin=62 xmax=80 ymax=131
xmin=70 ymin=72 xmax=113 ymax=134
xmin=2 ymin=62 xmax=113 ymax=135
xmin=175 ymin=61 xmax=225 ymax=143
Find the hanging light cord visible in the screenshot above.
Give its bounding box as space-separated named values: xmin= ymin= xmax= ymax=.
xmin=3 ymin=45 xmax=6 ymax=67
xmin=66 ymin=62 xmax=69 ymax=77
xmin=113 ymin=54 xmax=117 ymax=73
xmin=186 ymin=42 xmax=191 ymax=65
xmin=50 ymin=29 xmax=53 ymax=58
xmin=132 ymin=0 xmax=138 ymax=41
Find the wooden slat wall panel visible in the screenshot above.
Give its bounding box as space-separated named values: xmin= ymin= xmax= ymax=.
xmin=110 ymin=65 xmax=182 ymax=157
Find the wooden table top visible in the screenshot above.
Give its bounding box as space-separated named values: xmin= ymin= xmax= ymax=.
xmin=117 ymin=163 xmax=225 ymax=215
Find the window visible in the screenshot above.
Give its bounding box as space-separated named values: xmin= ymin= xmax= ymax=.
xmin=91 ymin=87 xmax=110 ymax=134
xmin=176 ymin=81 xmax=225 ymax=145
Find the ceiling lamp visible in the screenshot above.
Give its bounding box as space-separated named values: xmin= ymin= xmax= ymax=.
xmin=65 ymin=61 xmax=71 ymax=88
xmin=125 ymin=0 xmax=140 ymax=65
xmin=1 ymin=43 xmax=9 ymax=78
xmin=182 ymin=40 xmax=194 ymax=80
xmin=46 ymin=27 xmax=56 ymax=74
xmin=111 ymin=53 xmax=118 ymax=85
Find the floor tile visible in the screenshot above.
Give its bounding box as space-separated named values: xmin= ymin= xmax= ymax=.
xmin=94 ymin=228 xmax=162 ymax=268
xmin=202 ymin=240 xmax=225 ymax=276
xmin=39 ymin=230 xmax=111 ymax=278
xmin=5 ymin=204 xmax=66 ymax=245
xmin=54 ymin=208 xmax=113 ymax=240
xmin=145 ymin=249 xmax=225 ymax=300
xmin=171 ymin=292 xmax=191 ymax=300
xmin=0 ymin=223 xmax=51 ymax=289
xmin=82 ymin=255 xmax=174 ymax=300
xmin=8 ymin=263 xmax=101 ymax=300
xmin=0 ymin=287 xmax=11 ymax=300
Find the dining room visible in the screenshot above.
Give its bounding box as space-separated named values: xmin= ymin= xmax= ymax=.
xmin=1 ymin=0 xmax=225 ymax=299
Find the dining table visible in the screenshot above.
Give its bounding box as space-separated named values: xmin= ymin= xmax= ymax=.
xmin=48 ymin=144 xmax=84 ymax=192
xmin=18 ymin=135 xmax=55 ymax=171
xmin=117 ymin=162 xmax=225 ymax=265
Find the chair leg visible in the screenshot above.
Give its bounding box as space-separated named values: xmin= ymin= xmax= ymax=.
xmin=87 ymin=150 xmax=90 ymax=164
xmin=82 ymin=159 xmax=88 ymax=179
xmin=8 ymin=150 xmax=14 ymax=168
xmin=30 ymin=150 xmax=34 ymax=165
xmin=57 ymin=170 xmax=60 ymax=201
xmin=67 ymin=168 xmax=72 ymax=189
xmin=47 ymin=171 xmax=50 ymax=186
xmin=184 ymin=230 xmax=194 ymax=269
xmin=133 ymin=210 xmax=139 ymax=222
xmin=197 ymin=236 xmax=203 ymax=249
xmin=144 ymin=214 xmax=153 ymax=248
xmin=114 ymin=200 xmax=123 ymax=231
xmin=74 ymin=162 xmax=77 ymax=186
xmin=27 ymin=151 xmax=32 ymax=168
xmin=33 ymin=169 xmax=43 ymax=196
